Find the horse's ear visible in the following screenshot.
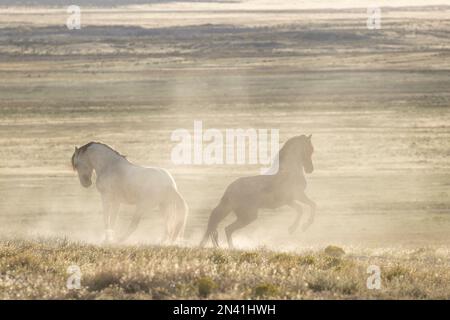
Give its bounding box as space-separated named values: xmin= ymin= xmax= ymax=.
xmin=307 ymin=134 xmax=312 ymax=140
xmin=75 ymin=146 xmax=78 ymax=152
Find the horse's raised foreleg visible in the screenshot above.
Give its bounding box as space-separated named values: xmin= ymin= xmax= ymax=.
xmin=288 ymin=202 xmax=303 ymax=234
xmin=296 ymin=193 xmax=316 ymax=231
xmin=101 ymin=195 xmax=119 ymax=243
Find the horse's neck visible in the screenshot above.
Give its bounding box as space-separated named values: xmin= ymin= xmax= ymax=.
xmin=87 ymin=145 xmax=126 ymax=174
xmin=277 ymin=145 xmax=304 ymax=176
xmin=278 ymin=158 xmax=303 ymax=175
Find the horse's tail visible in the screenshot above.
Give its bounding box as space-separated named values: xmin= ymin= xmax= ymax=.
xmin=166 ymin=187 xmax=189 ymax=243
xmin=199 ymin=195 xmax=232 ymax=248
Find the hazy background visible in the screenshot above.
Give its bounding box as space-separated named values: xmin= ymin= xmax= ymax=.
xmin=0 ymin=0 xmax=449 ymax=250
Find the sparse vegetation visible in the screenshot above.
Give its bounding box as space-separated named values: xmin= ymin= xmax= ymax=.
xmin=324 ymin=245 xmax=346 ymax=258
xmin=197 ymin=277 xmax=217 ymax=298
xmin=0 ymin=239 xmax=449 ymax=299
xmin=253 ymin=283 xmax=279 ymax=298
xmin=0 ymin=2 xmax=449 ymax=301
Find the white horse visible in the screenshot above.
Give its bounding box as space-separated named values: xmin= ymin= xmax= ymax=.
xmin=71 ymin=142 xmax=188 ymax=243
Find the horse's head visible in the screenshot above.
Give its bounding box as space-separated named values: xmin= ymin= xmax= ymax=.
xmin=301 ymin=134 xmax=314 ymax=174
xmin=71 ymin=146 xmax=93 ymax=188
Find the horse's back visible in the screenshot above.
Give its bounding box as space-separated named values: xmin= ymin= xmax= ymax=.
xmin=223 ymin=172 xmax=304 ymax=210
xmin=128 ymin=165 xmax=177 ymax=188
xmin=106 ymin=164 xmax=177 ymax=204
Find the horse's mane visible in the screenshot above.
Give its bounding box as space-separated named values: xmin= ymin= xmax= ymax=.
xmin=261 ymin=135 xmax=307 ymax=174
xmin=72 ymin=142 xmax=126 ymax=169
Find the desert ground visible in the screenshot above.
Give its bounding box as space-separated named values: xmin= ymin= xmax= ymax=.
xmin=0 ymin=1 xmax=449 ymax=299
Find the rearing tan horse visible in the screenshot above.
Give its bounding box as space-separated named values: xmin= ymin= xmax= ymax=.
xmin=200 ymin=135 xmax=316 ymax=248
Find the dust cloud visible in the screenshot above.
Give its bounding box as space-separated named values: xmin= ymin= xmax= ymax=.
xmin=0 ymin=1 xmax=449 ymax=252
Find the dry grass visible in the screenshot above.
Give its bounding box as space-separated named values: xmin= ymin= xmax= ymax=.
xmin=0 ymin=238 xmax=448 ymax=299
xmin=0 ymin=3 xmax=449 ymax=301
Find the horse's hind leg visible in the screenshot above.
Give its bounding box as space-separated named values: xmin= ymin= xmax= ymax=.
xmin=163 ymin=189 xmax=189 ymax=244
xmin=297 ymin=193 xmax=316 ymax=231
xmin=225 ymin=208 xmax=257 ymax=249
xmin=160 ymin=203 xmax=183 ymax=244
xmin=170 ymin=216 xmax=185 ymax=243
xmin=160 ymin=203 xmax=173 ymax=244
xmin=288 ymin=202 xmax=303 ymax=234
xmin=199 ymin=200 xmax=232 ymax=248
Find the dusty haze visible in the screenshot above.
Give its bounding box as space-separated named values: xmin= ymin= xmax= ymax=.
xmin=0 ymin=0 xmax=449 ymax=252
